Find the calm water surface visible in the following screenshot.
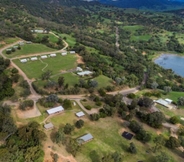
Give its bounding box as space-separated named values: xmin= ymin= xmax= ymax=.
xmin=154 ymin=54 xmax=184 ymax=77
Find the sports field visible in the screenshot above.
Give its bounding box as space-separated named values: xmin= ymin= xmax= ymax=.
xmin=4 ymin=43 xmax=55 ymax=58
xmin=13 ymin=54 xmax=77 ymax=79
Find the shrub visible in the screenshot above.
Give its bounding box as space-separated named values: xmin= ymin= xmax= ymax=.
xmin=85 ymin=105 xmax=92 ymax=110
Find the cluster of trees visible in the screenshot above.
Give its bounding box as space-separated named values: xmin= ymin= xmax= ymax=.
xmin=19 ymin=80 xmax=31 ymax=98
xmin=0 ymin=122 xmax=46 ymax=162
xmin=0 ymin=58 xmax=14 ymax=101
xmin=19 ymin=99 xmax=34 ymax=111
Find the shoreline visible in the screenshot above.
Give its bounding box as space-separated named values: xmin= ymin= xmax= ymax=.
xmin=152 ymin=52 xmax=184 ymax=61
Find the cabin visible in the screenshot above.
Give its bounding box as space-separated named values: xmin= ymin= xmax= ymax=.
xmin=44 ymin=122 xmax=54 ymax=130
xmin=122 ymin=131 xmax=134 ymax=140
xmin=19 ymin=42 xmax=24 ymax=46
xmin=13 ymin=46 xmax=18 ymax=49
xmin=155 ymin=99 xmax=173 ymax=109
xmin=77 ymin=70 xmax=93 ymax=76
xmin=61 ymin=52 xmax=67 ymax=56
xmin=20 ymin=59 xmax=27 ymax=63
xmin=50 ymin=53 xmax=56 ymax=57
xmin=76 ymin=67 xmax=83 ymax=72
xmin=31 ymin=57 xmax=38 ymax=61
xmin=70 ymin=51 xmax=75 ymax=54
xmin=40 ymin=55 xmax=48 ymax=59
xmin=46 ymin=106 xmax=64 ymax=115
xmin=76 ymin=111 xmax=85 ymax=118
xmin=77 ymin=133 xmax=93 ymax=144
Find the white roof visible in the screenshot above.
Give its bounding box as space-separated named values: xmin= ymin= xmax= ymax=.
xmin=50 ymin=53 xmax=56 ymax=57
xmin=70 ymin=51 xmax=75 ymax=54
xmin=20 ymin=59 xmax=27 ymax=63
xmin=31 ymin=57 xmax=38 ymax=60
xmin=47 ymin=106 xmax=64 ymax=115
xmin=41 ymin=55 xmax=47 ymax=58
xmin=156 ymin=99 xmax=169 ymax=107
xmin=76 ymin=111 xmax=85 ymax=117
xmin=165 ymin=98 xmax=173 ymax=103
xmin=76 ymin=67 xmax=83 ymax=72
xmin=78 ymin=133 xmax=93 ymax=142
xmin=44 ymin=122 xmax=54 ymax=129
xmin=77 ymin=71 xmax=93 ymax=76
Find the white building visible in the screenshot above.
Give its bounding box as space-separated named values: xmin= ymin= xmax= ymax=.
xmin=76 ymin=111 xmax=85 ymax=118
xmin=61 ymin=52 xmax=67 ymax=56
xmin=165 ymin=98 xmax=173 ymax=104
xmin=20 ymin=59 xmax=27 ymax=63
xmin=44 ymin=122 xmax=54 ymax=130
xmin=47 ymin=106 xmax=64 ymax=115
xmin=31 ymin=57 xmax=38 ymax=61
xmin=50 ymin=53 xmax=56 ymax=57
xmin=70 ymin=51 xmax=75 ymax=54
xmin=77 ymin=133 xmax=93 ymax=144
xmin=77 ymin=70 xmax=93 ymax=76
xmin=40 ymin=55 xmax=48 ymax=59
xmin=76 ymin=67 xmax=83 ymax=72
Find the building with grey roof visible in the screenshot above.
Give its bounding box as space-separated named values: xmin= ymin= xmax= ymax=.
xmin=44 ymin=122 xmax=54 ymax=130
xmin=76 ymin=111 xmax=85 ymax=118
xmin=77 ymin=133 xmax=93 ymax=144
xmin=77 ymin=70 xmax=93 ymax=76
xmin=47 ymin=106 xmax=64 ymax=115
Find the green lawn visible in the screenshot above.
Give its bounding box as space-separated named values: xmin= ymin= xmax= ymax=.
xmin=59 ymin=33 xmax=76 ymax=47
xmin=164 ymin=91 xmax=184 ymax=103
xmin=4 ymin=43 xmax=55 ymax=58
xmin=123 ymin=25 xmax=144 ymax=32
xmin=0 ymin=37 xmax=20 ymax=48
xmin=35 ymin=33 xmax=58 ymax=44
xmin=13 ymin=54 xmax=77 ymax=79
xmin=131 ymin=35 xmax=151 ymax=41
xmin=51 ymin=73 xmax=79 ymax=87
xmin=93 ymin=75 xmax=113 ymax=88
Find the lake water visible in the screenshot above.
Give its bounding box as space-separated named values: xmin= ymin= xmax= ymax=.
xmin=154 ymin=54 xmax=184 ymax=77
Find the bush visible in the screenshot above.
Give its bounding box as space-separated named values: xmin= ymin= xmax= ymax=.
xmin=85 ymin=105 xmax=92 ymax=110
xmin=127 ymin=93 xmax=136 ymax=99
xmin=19 ymin=100 xmax=34 ymax=111
xmin=95 ymin=101 xmax=102 ymax=106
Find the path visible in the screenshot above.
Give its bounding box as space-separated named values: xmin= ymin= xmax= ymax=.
xmin=115 ymin=26 xmax=120 ymax=51
xmin=39 ymin=58 xmax=48 ymax=72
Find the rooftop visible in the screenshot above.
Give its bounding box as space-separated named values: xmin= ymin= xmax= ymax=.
xmin=122 ymin=131 xmax=134 ymax=140
xmin=77 ymin=70 xmax=93 ymax=76
xmin=76 ymin=111 xmax=85 ymax=117
xmin=47 ymin=106 xmax=64 ymax=115
xmin=44 ymin=122 xmax=54 ymax=129
xmin=78 ymin=133 xmax=93 ymax=144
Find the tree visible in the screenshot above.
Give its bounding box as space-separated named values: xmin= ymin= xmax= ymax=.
xmin=58 ymin=76 xmax=65 ymax=88
xmin=153 ymin=135 xmax=166 ymax=153
xmin=46 ymin=94 xmax=59 ymax=103
xmin=65 ymin=137 xmax=80 ymax=156
xmin=177 ymin=96 xmax=184 ymax=106
xmin=164 ymin=86 xmax=171 ymax=94
xmin=151 ymin=81 xmax=158 ymax=89
xmin=146 ymin=112 xmax=165 ymax=128
xmin=90 ymin=113 xmax=100 ymax=121
xmin=53 ymin=127 xmax=65 ymax=144
xmin=165 ymin=136 xmax=180 ymax=149
xmin=88 ymin=80 xmax=98 ymax=88
xmin=138 ymin=97 xmax=153 ymax=108
xmin=170 ymin=116 xmax=180 ymax=124
xmin=155 ymin=152 xmax=170 ymax=162
xmin=75 ymin=119 xmax=84 ymax=129
xmin=41 ymin=70 xmax=52 ymax=80
xmin=136 ymin=129 xmax=151 ymax=143
xmin=63 ymin=99 xmax=72 ymax=109
xmin=63 ymin=123 xmax=74 ymax=135
xmin=129 ymin=120 xmax=142 ymax=134
xmin=128 ymin=142 xmax=137 ymax=154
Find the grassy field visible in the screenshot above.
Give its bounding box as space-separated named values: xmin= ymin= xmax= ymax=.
xmin=58 ymin=33 xmax=76 ymax=47
xmin=4 ymin=43 xmax=55 ymax=58
xmin=51 ymin=73 xmax=79 ymax=87
xmin=123 ymin=25 xmax=144 ymax=32
xmin=131 ymin=35 xmax=151 ymax=41
xmin=93 ymin=75 xmax=113 ymax=88
xmin=35 ymin=33 xmax=58 ymax=44
xmin=0 ymin=37 xmax=20 ymax=48
xmin=164 ymin=91 xmax=184 ymax=103
xmin=13 ymin=54 xmax=77 ymax=79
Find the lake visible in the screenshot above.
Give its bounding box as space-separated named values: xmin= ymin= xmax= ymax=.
xmin=154 ymin=54 xmax=184 ymax=77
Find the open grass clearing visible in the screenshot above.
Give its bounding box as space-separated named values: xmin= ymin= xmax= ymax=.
xmin=131 ymin=35 xmax=151 ymax=41
xmin=81 ymin=98 xmax=102 ymax=109
xmin=123 ymin=25 xmax=144 ymax=32
xmin=0 ymin=37 xmax=20 ymax=48
xmin=34 ymin=33 xmax=58 ymax=44
xmin=58 ymin=33 xmax=76 ymax=47
xmin=93 ymin=75 xmax=113 ymax=88
xmin=13 ymin=54 xmax=77 ymax=79
xmin=4 ymin=43 xmax=55 ymax=58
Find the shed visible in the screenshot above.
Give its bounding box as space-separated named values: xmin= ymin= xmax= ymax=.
xmin=155 ymin=99 xmax=171 ymax=108
xmin=44 ymin=122 xmax=54 ymax=130
xmin=47 ymin=106 xmax=64 ymax=115
xmin=165 ymin=98 xmax=173 ymax=104
xmin=77 ymin=70 xmax=93 ymax=76
xmin=70 ymin=51 xmax=75 ymax=54
xmin=19 ymin=42 xmax=24 ymax=46
xmin=76 ymin=67 xmax=83 ymax=72
xmin=122 ymin=131 xmax=134 ymax=140
xmin=26 ymin=41 xmax=32 ymax=44
xmin=31 ymin=57 xmax=38 ymax=61
xmin=6 ymin=48 xmax=12 ymax=51
xmin=76 ymin=111 xmax=85 ymax=118
xmin=50 ymin=53 xmax=56 ymax=57
xmin=13 ymin=46 xmax=18 ymax=49
xmin=61 ymin=52 xmax=67 ymax=56
xmin=77 ymin=133 xmax=93 ymax=144
xmin=20 ymin=59 xmax=27 ymax=63
xmin=41 ymin=55 xmax=48 ymax=59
